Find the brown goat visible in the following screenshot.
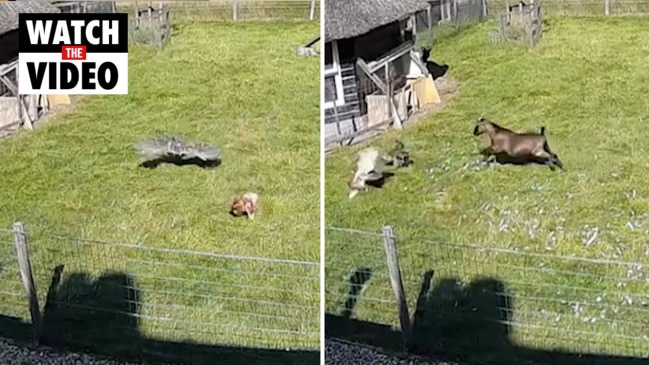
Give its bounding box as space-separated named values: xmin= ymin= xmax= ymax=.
xmin=473 ymin=117 xmax=564 ymax=171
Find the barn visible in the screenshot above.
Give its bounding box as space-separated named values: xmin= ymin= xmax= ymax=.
xmin=323 ymin=0 xmax=436 ymax=145
xmin=0 ymin=1 xmax=60 ymax=134
xmin=50 ymin=1 xmax=117 ymax=14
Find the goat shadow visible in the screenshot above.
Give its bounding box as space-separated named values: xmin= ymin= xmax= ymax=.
xmin=365 ymin=172 xmax=396 ymax=189
xmin=479 ymin=148 xmax=551 ymax=168
xmin=3 ymin=264 xmax=318 ymax=365
xmin=140 ymin=156 xmax=222 ymax=169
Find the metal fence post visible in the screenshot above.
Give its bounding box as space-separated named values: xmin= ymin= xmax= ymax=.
xmin=13 ymin=222 xmax=43 ymax=341
xmin=382 ymin=225 xmax=413 ymax=350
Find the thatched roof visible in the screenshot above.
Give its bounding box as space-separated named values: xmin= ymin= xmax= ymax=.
xmin=325 ymin=0 xmax=430 ymax=42
xmin=0 ymin=1 xmax=61 ymax=36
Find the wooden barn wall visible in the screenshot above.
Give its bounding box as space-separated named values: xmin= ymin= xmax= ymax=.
xmin=0 ymin=31 xmax=19 ymax=65
xmin=324 ymin=23 xmax=404 ymax=126
xmin=0 ymin=31 xmax=19 ymax=97
xmin=353 ymin=22 xmax=403 ymax=61
xmin=324 ymin=38 xmax=361 ymax=125
xmin=54 ymin=1 xmax=116 ymax=13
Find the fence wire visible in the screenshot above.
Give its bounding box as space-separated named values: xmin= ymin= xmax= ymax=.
xmin=117 ymin=1 xmax=320 ymax=22
xmin=325 ymin=227 xmax=401 ymax=328
xmin=488 ymin=0 xmax=649 ymax=16
xmin=128 ymin=6 xmax=172 ymax=48
xmin=0 ymin=228 xmax=26 ymax=321
xmin=325 ymin=225 xmax=649 ymax=359
xmin=1 ymin=225 xmax=319 ymax=354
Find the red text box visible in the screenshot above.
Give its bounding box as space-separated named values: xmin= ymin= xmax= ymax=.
xmin=61 ymin=46 xmax=87 ymax=61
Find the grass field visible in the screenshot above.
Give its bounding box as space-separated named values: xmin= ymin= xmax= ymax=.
xmin=325 ymin=17 xmax=649 ymax=363
xmin=0 ymin=21 xmax=320 ymax=358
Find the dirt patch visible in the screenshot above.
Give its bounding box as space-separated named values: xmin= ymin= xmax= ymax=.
xmin=0 ymin=95 xmax=85 ymax=140
xmin=405 ymin=75 xmax=460 ymax=126
xmin=37 ymin=95 xmax=85 ymax=125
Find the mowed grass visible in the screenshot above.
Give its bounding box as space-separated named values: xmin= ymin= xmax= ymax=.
xmin=0 ymin=21 xmax=320 ymax=352
xmin=325 ymin=17 xmax=649 ymax=361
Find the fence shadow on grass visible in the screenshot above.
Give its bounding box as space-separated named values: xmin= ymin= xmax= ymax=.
xmin=3 ymin=265 xmax=318 ymax=365
xmin=326 ymin=271 xmax=647 ymax=365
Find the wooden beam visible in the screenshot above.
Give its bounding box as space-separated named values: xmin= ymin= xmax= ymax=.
xmin=366 ymin=40 xmax=414 ymax=74
xmin=0 ymin=60 xmax=18 ymax=77
xmin=410 ymin=14 xmax=417 ymax=37
xmin=325 ymin=117 xmax=392 ymax=146
xmin=356 ymin=58 xmax=387 ymax=95
xmin=0 ymin=75 xmax=17 ymax=96
xmin=0 ymin=120 xmax=23 ymax=132
xmin=385 ymin=63 xmax=393 ymax=125
xmin=20 ymin=96 xmax=34 ymax=130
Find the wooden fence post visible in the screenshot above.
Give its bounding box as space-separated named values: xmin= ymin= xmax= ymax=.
xmin=382 ymin=225 xmax=413 ymax=350
xmin=384 ymin=63 xmax=393 ymax=126
xmin=309 ymin=1 xmax=316 ymax=21
xmin=604 ymin=0 xmax=610 ymax=15
xmin=13 ymin=222 xmax=43 ymax=341
xmin=232 ymin=1 xmax=239 ymax=20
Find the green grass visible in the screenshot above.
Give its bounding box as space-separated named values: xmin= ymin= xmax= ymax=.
xmin=325 ymin=17 xmax=649 ymax=362
xmin=0 ymin=21 xmax=320 ymax=356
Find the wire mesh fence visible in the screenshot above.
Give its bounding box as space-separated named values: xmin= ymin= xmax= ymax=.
xmin=416 ymin=0 xmax=488 ymax=46
xmin=116 ymin=1 xmax=321 ymax=22
xmin=120 ymin=1 xmax=319 ymax=48
xmin=325 ymin=228 xmax=400 ymax=327
xmin=54 ymin=1 xmax=118 ymax=14
xmin=325 ymin=225 xmax=649 ymax=359
xmin=0 ymin=228 xmax=25 ymax=321
xmin=488 ymin=0 xmax=649 ymax=16
xmin=324 ymin=71 xmax=397 ymax=149
xmin=1 ymin=223 xmax=319 ymax=356
xmin=492 ymin=2 xmax=543 ymax=46
xmin=127 ymin=4 xmax=172 ymax=47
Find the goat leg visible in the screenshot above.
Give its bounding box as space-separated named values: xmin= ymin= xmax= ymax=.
xmin=483 ymin=152 xmax=496 ymax=164
xmin=479 ymin=146 xmax=493 ymax=156
xmin=552 ymin=154 xmax=565 ymax=171
xmin=544 ymin=154 xmax=564 ymax=171
xmin=547 ymin=161 xmax=556 ymax=171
